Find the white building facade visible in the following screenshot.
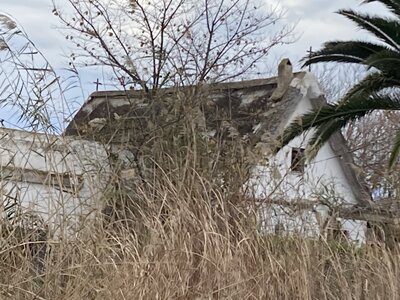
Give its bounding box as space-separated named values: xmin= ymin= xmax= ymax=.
xmin=251 ymin=73 xmax=370 ymax=242
xmin=0 ymin=128 xmax=110 ymax=234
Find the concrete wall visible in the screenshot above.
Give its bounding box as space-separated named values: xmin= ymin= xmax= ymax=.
xmin=0 ymin=128 xmax=110 ymax=234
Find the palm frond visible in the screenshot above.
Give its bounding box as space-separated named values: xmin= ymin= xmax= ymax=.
xmin=362 ymin=0 xmax=400 ymax=17
xmin=338 ymin=9 xmax=400 ymax=51
xmin=341 ymin=71 xmax=398 ymax=102
xmin=302 ymin=41 xmax=388 ymax=67
xmin=274 ymin=93 xmax=400 ymax=154
xmin=389 ymin=127 xmax=400 ymax=168
xmin=303 ymin=55 xmax=363 ymax=67
xmin=288 ymin=1 xmax=400 ymax=171
xmin=306 ymin=118 xmax=346 ymax=159
xmin=364 ymin=50 xmax=400 ymax=77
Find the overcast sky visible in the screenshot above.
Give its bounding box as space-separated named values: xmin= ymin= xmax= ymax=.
xmin=271 ymin=0 xmax=387 ymax=64
xmin=0 ymin=0 xmax=390 ymax=126
xmin=3 ymin=0 xmax=388 ymax=77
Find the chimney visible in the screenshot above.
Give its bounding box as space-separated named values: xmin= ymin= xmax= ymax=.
xmin=269 ymin=58 xmax=293 ymax=102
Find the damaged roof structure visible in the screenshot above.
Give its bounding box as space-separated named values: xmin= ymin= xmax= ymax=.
xmin=65 ymin=71 xmax=371 ymax=207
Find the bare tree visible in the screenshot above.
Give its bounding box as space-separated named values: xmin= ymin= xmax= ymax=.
xmin=344 ymin=111 xmax=400 ymax=200
xmin=53 ymin=0 xmax=295 ymax=91
xmin=48 ymin=0 xmax=293 ymax=239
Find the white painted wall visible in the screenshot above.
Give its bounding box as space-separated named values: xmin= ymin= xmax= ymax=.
xmin=0 ymin=128 xmax=110 ymax=234
xmin=250 ymin=73 xmax=366 ymax=242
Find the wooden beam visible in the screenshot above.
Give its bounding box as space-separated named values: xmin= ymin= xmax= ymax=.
xmin=249 ymin=197 xmax=400 ymax=225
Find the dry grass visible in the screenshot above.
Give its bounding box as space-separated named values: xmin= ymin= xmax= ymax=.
xmin=1 ymin=3 xmax=398 ymax=299
xmin=1 ymin=166 xmax=400 ymax=300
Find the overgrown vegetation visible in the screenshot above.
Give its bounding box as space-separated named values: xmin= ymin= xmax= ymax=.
xmin=3 ymin=170 xmax=400 ymax=299
xmin=1 ymin=1 xmax=400 ymax=299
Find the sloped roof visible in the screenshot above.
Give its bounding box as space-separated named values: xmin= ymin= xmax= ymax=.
xmin=64 ymin=72 xmax=372 ymax=206
xmin=65 ymin=73 xmax=304 ymax=143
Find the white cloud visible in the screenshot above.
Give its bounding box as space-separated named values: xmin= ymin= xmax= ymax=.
xmin=1 ymin=1 xmax=66 ymax=69
xmin=268 ymin=0 xmax=391 ymax=69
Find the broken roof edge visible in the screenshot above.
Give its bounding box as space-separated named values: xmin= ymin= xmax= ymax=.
xmin=63 ymin=71 xmax=372 ymax=206
xmin=65 ymin=72 xmax=307 ymax=134
xmin=0 ymin=126 xmax=84 ymax=144
xmin=89 ymin=72 xmax=306 ymax=99
xmin=0 ymin=127 xmax=108 ymax=157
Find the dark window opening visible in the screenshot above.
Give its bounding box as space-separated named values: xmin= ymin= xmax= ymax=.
xmin=291 ymin=148 xmax=305 ymax=173
xmin=48 ymin=173 xmax=84 ymax=194
xmin=274 ymin=223 xmax=285 ymax=235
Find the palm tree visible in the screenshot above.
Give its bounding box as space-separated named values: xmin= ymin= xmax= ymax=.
xmin=275 ymin=0 xmax=400 ymax=168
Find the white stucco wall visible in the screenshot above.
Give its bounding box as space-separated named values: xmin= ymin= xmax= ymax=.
xmin=250 ymin=73 xmax=366 ymax=242
xmin=0 ymin=128 xmax=110 ymax=234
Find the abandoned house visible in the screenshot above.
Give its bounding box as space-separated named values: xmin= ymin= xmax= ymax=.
xmin=63 ymin=68 xmax=375 ymax=243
